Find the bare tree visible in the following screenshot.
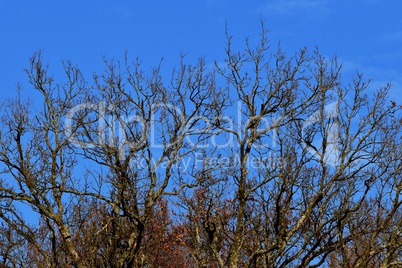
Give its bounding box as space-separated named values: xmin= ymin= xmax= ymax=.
xmin=0 ymin=55 xmax=89 ymax=267
xmin=177 ymin=25 xmax=402 ymax=268
xmin=0 ymin=50 xmax=217 ymax=267
xmin=0 ymin=24 xmax=401 ymax=268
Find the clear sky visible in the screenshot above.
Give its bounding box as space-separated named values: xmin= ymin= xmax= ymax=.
xmin=1 ymin=0 xmax=401 ymax=99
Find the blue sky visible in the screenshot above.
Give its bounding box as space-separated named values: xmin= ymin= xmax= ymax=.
xmin=0 ymin=0 xmax=401 ymax=99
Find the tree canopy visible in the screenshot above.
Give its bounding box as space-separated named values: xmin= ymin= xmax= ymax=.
xmin=1 ymin=26 xmax=402 ymax=268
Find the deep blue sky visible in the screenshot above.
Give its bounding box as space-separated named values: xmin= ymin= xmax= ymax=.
xmin=1 ymin=0 xmax=401 ymax=99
